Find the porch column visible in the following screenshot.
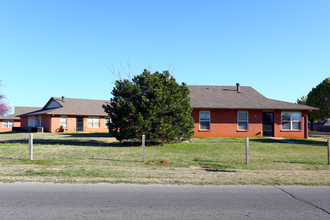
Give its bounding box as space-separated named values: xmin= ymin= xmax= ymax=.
xmin=305 ymin=113 xmax=308 ymax=139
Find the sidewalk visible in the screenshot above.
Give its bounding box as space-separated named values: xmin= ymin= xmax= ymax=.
xmin=267 ymin=137 xmax=298 ymax=144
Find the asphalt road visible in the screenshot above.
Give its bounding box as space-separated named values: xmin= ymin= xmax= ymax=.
xmin=0 ymin=183 xmax=329 ymax=219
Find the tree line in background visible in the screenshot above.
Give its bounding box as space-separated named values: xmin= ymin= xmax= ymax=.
xmin=297 ymin=77 xmax=330 ymax=131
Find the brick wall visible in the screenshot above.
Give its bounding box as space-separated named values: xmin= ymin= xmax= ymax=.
xmin=192 ymin=109 xmax=307 ymax=138
xmin=0 ymin=120 xmax=20 ymax=132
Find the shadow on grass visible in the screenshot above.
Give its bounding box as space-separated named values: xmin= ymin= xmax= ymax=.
xmin=273 ymin=160 xmax=327 ymax=165
xmin=249 ymin=138 xmax=289 ymax=144
xmin=89 ymin=157 xmax=140 ymax=162
xmin=0 ymin=139 xmax=141 ymax=147
xmin=204 ymin=169 xmax=237 ymax=173
xmin=287 ymin=139 xmax=327 ymax=146
xmin=0 ymin=156 xmax=139 ymax=164
xmin=61 ymin=133 xmax=114 ymax=138
xmin=0 ymin=156 xmax=22 ymax=160
xmin=0 ymin=132 xmax=19 ymax=134
xmin=251 ymin=138 xmax=327 ymax=146
xmin=190 ymin=137 xmax=284 ymax=144
xmin=191 ymin=137 xmax=327 ymax=146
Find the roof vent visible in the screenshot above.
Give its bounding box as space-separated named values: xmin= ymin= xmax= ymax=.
xmin=182 ymin=82 xmax=186 ymax=86
xmin=236 ymin=83 xmax=241 ymax=93
xmin=61 ymin=96 xmax=65 ymax=102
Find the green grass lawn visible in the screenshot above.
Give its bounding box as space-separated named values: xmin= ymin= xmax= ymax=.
xmin=0 ymin=132 xmax=329 ymax=185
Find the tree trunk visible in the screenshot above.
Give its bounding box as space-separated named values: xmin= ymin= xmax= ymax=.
xmin=308 ymin=114 xmax=314 ymax=131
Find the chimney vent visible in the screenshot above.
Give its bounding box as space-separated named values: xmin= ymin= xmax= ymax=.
xmin=62 ymin=96 xmax=65 ymax=102
xmin=236 ymin=83 xmax=241 ymax=93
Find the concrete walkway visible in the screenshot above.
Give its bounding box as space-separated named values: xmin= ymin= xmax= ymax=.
xmin=267 ymin=137 xmax=298 ymax=144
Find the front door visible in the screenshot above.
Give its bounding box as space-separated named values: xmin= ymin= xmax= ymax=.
xmin=262 ymin=112 xmax=274 ymax=137
xmin=76 ymin=117 xmax=84 ymax=132
xmin=28 ymin=115 xmax=41 ymax=127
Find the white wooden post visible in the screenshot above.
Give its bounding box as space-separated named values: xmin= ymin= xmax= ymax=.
xmin=245 ymin=137 xmax=249 ymax=165
xmin=142 ymin=135 xmax=145 ymax=162
xmin=29 ymin=133 xmax=33 ymax=160
xmin=327 ymin=139 xmax=330 ymax=165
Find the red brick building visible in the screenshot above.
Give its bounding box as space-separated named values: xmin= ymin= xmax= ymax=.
xmin=0 ymin=107 xmax=40 ymax=132
xmin=19 ymin=97 xmax=110 ymax=133
xmin=3 ymin=84 xmax=319 ymax=138
xmin=188 ymin=84 xmax=318 ymax=138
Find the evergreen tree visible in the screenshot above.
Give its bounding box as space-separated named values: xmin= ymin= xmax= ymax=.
xmin=306 ymin=77 xmax=330 ymax=122
xmin=103 ymin=69 xmax=195 ymax=144
xmin=297 ymin=95 xmax=316 ymax=131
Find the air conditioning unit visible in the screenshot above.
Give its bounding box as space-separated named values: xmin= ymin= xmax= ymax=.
xmin=32 ymin=127 xmax=44 ymax=133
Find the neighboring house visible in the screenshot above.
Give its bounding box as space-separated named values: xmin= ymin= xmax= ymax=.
xmin=321 ymin=119 xmax=330 ymax=132
xmin=188 ymin=84 xmax=318 ymax=138
xmin=313 ymin=119 xmax=330 ymax=132
xmin=19 ymin=97 xmax=110 ymax=133
xmin=0 ymin=114 xmax=20 ymax=132
xmin=0 ymin=107 xmax=40 ymax=132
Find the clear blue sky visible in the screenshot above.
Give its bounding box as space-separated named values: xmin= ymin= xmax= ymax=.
xmin=1 ymin=0 xmax=329 ymax=112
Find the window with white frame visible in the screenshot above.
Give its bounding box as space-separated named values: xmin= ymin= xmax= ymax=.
xmin=281 ymin=112 xmax=302 ymax=130
xmin=88 ymin=117 xmax=100 ymax=128
xmin=60 ymin=116 xmax=67 ymax=128
xmin=238 ymin=112 xmax=248 ymax=130
xmin=199 ymin=111 xmax=210 ymax=130
xmin=105 ymin=117 xmax=111 ymax=128
xmin=2 ymin=120 xmax=14 ymax=128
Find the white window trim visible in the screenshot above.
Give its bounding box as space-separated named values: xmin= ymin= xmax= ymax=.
xmin=88 ymin=117 xmax=100 ymax=128
xmin=60 ymin=116 xmax=68 ymax=128
xmin=281 ymin=112 xmax=302 ymax=130
xmin=237 ymin=111 xmax=248 ymax=131
xmin=2 ymin=120 xmax=14 ymax=128
xmin=199 ymin=111 xmax=211 ymax=130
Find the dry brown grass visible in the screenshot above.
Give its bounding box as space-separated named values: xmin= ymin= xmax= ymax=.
xmin=0 ymin=133 xmax=329 ymax=185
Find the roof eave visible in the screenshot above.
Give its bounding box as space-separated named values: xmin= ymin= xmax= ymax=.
xmin=191 ymin=107 xmax=319 ymax=111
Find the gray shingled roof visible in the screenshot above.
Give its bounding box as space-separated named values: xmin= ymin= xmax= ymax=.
xmin=19 ymin=97 xmax=110 ymax=117
xmin=0 ymin=114 xmax=17 ymax=120
xmin=188 ymin=85 xmax=318 ymax=111
xmin=0 ymin=107 xmax=40 ymax=120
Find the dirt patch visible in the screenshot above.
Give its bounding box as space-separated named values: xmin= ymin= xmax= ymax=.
xmin=29 ymin=162 xmax=51 ymax=166
xmin=146 ymin=161 xmax=172 ymax=166
xmin=189 ymin=165 xmax=204 ymax=169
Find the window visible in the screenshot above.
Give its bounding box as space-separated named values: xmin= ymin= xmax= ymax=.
xmin=238 ymin=112 xmax=248 ymax=130
xmin=105 ymin=117 xmax=111 ymax=128
xmin=199 ymin=111 xmax=210 ymax=130
xmin=281 ymin=112 xmax=301 ymax=130
xmin=88 ymin=117 xmax=100 ymax=128
xmin=60 ymin=116 xmax=67 ymax=128
xmin=2 ymin=120 xmax=14 ymax=128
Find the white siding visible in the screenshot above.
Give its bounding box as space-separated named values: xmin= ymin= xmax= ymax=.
xmin=45 ymin=100 xmax=62 ymax=109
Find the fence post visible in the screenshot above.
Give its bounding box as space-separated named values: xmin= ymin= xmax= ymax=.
xmin=327 ymin=139 xmax=330 ymax=165
xmin=29 ymin=133 xmax=33 ymax=160
xmin=142 ymin=135 xmax=145 ymax=162
xmin=245 ymin=137 xmax=249 ymax=165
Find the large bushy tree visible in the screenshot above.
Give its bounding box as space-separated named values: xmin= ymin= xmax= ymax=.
xmin=103 ymin=69 xmax=195 ymax=144
xmin=306 ymin=77 xmax=330 ymax=122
